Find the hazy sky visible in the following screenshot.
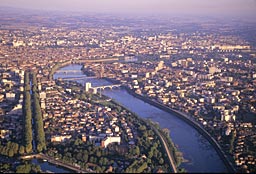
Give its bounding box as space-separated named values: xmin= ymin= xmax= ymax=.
xmin=1 ymin=0 xmax=256 ymax=17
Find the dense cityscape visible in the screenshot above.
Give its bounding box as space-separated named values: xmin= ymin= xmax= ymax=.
xmin=0 ymin=4 xmax=255 ymax=174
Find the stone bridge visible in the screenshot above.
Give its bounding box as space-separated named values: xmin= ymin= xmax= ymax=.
xmin=61 ymin=76 xmax=97 ymax=80
xmin=56 ymin=70 xmax=82 ymax=73
xmin=91 ymin=84 xmax=122 ymax=91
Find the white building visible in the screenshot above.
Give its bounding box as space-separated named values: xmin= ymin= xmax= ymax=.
xmin=6 ymin=93 xmax=15 ymax=101
xmin=51 ymin=135 xmax=72 ymax=142
xmin=101 ymin=136 xmax=121 ymax=148
xmin=85 ymin=82 xmax=92 ymax=92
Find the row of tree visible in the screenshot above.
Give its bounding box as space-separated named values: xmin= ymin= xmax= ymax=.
xmin=31 ymin=72 xmax=46 ymax=152
xmin=1 ymin=71 xmax=46 ymax=157
xmin=0 ymin=72 xmax=31 ymax=158
xmin=0 ymin=141 xmax=20 ymax=157
xmin=16 ymin=163 xmax=41 ymax=173
xmin=23 ymin=71 xmax=33 ymax=153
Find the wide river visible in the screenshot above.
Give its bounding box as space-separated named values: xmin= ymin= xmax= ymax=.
xmin=53 ymin=64 xmax=228 ymax=173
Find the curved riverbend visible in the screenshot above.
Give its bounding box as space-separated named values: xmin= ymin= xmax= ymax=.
xmin=124 ymin=87 xmax=235 ymax=173
xmin=53 ymin=64 xmax=229 ymax=173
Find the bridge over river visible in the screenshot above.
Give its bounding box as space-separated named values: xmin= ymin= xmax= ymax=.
xmin=56 ymin=69 xmax=82 ymax=73
xmin=60 ymin=75 xmax=97 ymax=80
xmin=90 ymin=84 xmax=122 ymax=91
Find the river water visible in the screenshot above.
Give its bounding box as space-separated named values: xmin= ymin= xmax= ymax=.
xmin=32 ymin=159 xmax=73 ymax=173
xmin=53 ymin=64 xmax=228 ymax=173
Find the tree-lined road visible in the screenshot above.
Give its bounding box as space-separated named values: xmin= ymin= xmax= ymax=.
xmin=146 ymin=121 xmax=177 ymax=173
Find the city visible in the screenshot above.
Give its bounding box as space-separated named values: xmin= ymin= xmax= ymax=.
xmin=0 ymin=1 xmax=256 ymax=173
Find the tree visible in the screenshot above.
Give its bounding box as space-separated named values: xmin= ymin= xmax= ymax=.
xmin=148 ymin=150 xmax=153 ymax=159
xmin=37 ymin=144 xmax=43 ymax=153
xmin=8 ymin=148 xmax=14 ymax=157
xmin=31 ymin=164 xmax=41 ymax=173
xmin=23 ymin=79 xmax=33 ymax=153
xmin=135 ymin=146 xmax=140 ymax=156
xmin=19 ymin=145 xmax=25 ymax=155
xmin=159 ymin=158 xmax=164 ymax=165
xmin=89 ymin=156 xmax=94 ymax=163
xmin=25 ymin=144 xmax=32 ymax=154
xmin=96 ymin=150 xmax=101 ymax=158
xmin=1 ymin=163 xmax=10 ymax=170
xmin=31 ymin=73 xmax=46 ymax=152
xmin=102 ymin=157 xmax=108 ymax=166
xmin=12 ymin=142 xmax=19 ymax=154
xmin=74 ymin=138 xmax=82 ymax=146
xmin=76 ymin=152 xmax=83 ymax=161
xmin=16 ymin=164 xmax=31 ymax=173
xmin=136 ymin=162 xmax=147 ymax=173
xmin=66 ymin=152 xmax=72 ymax=158
xmin=139 ymin=125 xmax=146 ymax=131
xmin=82 ymin=153 xmax=88 ymax=163
xmin=95 ymin=166 xmax=102 ymax=173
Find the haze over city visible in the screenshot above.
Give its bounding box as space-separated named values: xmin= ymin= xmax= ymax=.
xmin=1 ymin=0 xmax=256 ymax=18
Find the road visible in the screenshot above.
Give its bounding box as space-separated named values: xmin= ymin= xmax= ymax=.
xmin=147 ymin=122 xmax=177 ymax=173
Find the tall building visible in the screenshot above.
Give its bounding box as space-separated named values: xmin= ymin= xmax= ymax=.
xmin=85 ymin=82 xmax=91 ymax=92
xmin=99 ymin=63 xmax=104 ymax=78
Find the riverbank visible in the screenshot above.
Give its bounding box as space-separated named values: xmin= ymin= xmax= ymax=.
xmin=106 ymin=97 xmax=178 ymax=173
xmin=49 ymin=60 xmax=72 ymax=80
xmin=146 ymin=121 xmax=178 ymax=173
xmin=124 ymin=87 xmax=236 ymax=173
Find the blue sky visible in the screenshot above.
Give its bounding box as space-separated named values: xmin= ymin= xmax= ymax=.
xmin=0 ymin=0 xmax=255 ymax=18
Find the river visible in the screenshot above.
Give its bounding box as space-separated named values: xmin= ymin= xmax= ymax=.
xmin=31 ymin=159 xmax=73 ymax=173
xmin=53 ymin=64 xmax=228 ymax=173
